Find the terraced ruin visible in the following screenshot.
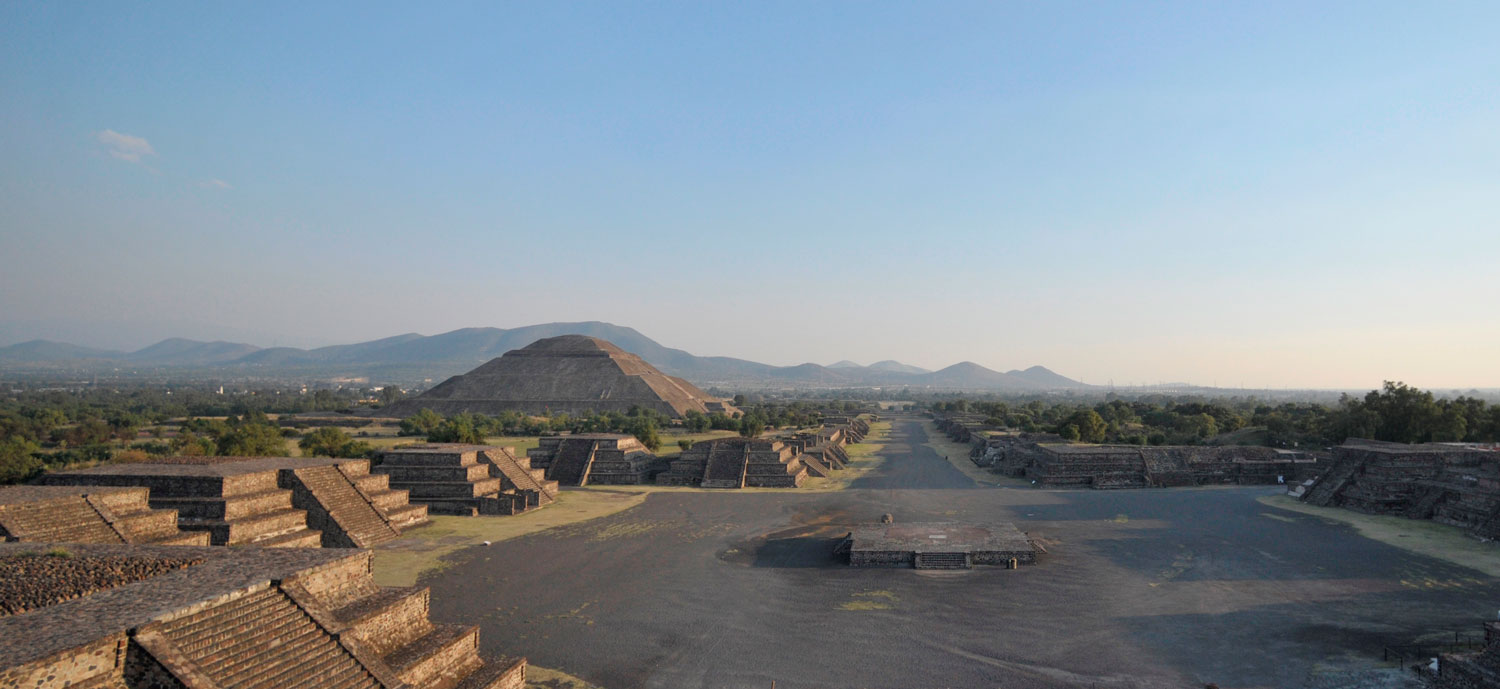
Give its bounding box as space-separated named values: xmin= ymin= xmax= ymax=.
xmin=376 ymin=443 xmax=559 ymax=515
xmin=0 ymin=485 xmax=209 ymax=546
xmin=0 ymin=543 xmax=525 ymax=689
xmin=41 ymin=456 xmax=430 ymax=548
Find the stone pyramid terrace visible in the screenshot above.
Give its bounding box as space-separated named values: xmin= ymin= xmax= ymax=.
xmin=527 ymin=434 xmax=658 ymax=486
xmin=376 ymin=444 xmax=559 ymax=515
xmin=657 ymin=438 xmax=809 ymax=488
xmin=0 ymin=543 xmax=525 ymax=689
xmin=41 ymin=456 xmax=431 ymax=548
xmin=0 ymin=485 xmax=209 ymax=546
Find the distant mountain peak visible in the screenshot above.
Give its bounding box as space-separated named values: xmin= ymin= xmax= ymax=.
xmin=827 ymin=360 xmax=862 ymax=369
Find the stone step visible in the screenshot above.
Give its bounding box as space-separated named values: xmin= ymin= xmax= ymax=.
xmin=292 ymin=465 xmax=399 ymax=548
xmin=378 ymin=452 xmax=480 ymax=467
xmin=333 ymin=586 xmax=432 ymax=655
xmin=914 ymin=552 xmax=970 ymax=569
xmin=148 ymin=530 xmax=213 ymax=546
xmin=151 ymin=489 xmax=293 ymax=520
xmin=365 ymin=487 xmax=412 ymax=511
xmin=113 ymin=507 xmax=181 ymax=542
xmin=254 ymin=528 xmax=324 ymax=548
xmin=386 ymin=623 xmax=483 ymax=689
xmin=453 ymin=657 xmax=528 ymax=689
xmin=178 ymin=507 xmax=312 ymax=545
xmin=383 ymin=503 xmax=431 ymax=530
xmin=380 ymin=463 xmax=494 ymax=483
xmin=396 ymin=479 xmax=505 ymax=499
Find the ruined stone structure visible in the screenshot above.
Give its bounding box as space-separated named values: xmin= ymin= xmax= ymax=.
xmin=1012 ymin=443 xmax=1317 ymax=488
xmin=656 ymin=438 xmax=809 ymax=488
xmin=43 ymin=456 xmax=431 ymax=548
xmin=376 ymin=444 xmax=559 ymax=515
xmin=0 ymin=486 xmax=209 ymax=546
xmin=842 ymin=522 xmax=1041 ymax=569
xmin=779 ymin=435 xmax=848 ymax=478
xmin=1302 ymin=439 xmax=1500 ymax=538
xmin=383 ymin=335 xmax=734 ymax=418
xmin=524 ymin=434 xmax=658 ymax=486
xmin=1436 ymin=621 xmax=1500 ymax=688
xmin=0 ymin=543 xmax=525 ymax=689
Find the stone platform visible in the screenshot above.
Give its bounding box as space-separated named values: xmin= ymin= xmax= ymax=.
xmin=0 ymin=542 xmax=526 ymax=689
xmin=377 ymin=444 xmax=559 ymax=516
xmin=845 ymin=521 xmax=1040 ymax=569
xmin=42 ymin=456 xmax=430 ymax=548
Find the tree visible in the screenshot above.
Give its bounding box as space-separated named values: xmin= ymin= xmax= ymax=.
xmin=428 ymin=414 xmax=485 ymax=444
xmin=399 ymin=409 xmax=444 ymax=437
xmin=0 ymin=437 xmax=42 ymax=484
xmin=216 ymin=421 xmax=288 ymax=456
xmin=1059 ymin=410 xmax=1107 ymax=443
xmin=378 ymin=386 xmax=403 ymax=406
xmin=1059 ymin=424 xmax=1081 ymax=441
xmin=299 ymin=427 xmax=374 ymax=458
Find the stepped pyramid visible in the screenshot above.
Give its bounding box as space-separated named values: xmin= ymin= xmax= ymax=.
xmin=0 ymin=543 xmax=525 ymax=689
xmin=657 ymin=438 xmax=808 ymax=488
xmin=383 ymin=335 xmax=732 ymax=418
xmin=42 ymin=457 xmax=431 ymax=548
xmin=0 ymin=486 xmax=209 ymax=546
xmin=527 ymin=434 xmax=658 ymax=486
xmin=375 ymin=444 xmax=559 ymax=516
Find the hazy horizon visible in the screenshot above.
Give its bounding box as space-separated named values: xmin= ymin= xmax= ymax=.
xmin=4 ymin=3 xmax=1498 ymax=389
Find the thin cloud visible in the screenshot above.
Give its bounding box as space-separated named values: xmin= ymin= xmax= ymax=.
xmin=197 ymin=179 xmax=232 ymax=189
xmin=95 ymin=129 xmax=155 ymax=163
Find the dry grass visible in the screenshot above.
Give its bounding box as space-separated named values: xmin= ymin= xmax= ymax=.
xmin=1259 ymin=495 xmax=1500 ymax=578
xmin=527 ymin=665 xmax=606 ymax=689
xmin=803 ymin=420 xmax=891 ymax=491
xmin=654 ymin=430 xmax=740 ymax=458
xmin=372 ymin=489 xmax=649 ymax=586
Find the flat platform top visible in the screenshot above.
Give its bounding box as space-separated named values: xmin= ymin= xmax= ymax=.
xmin=385 ymin=443 xmax=503 ymax=454
xmin=46 ymin=456 xmax=357 ymax=478
xmin=850 ymin=521 xmax=1035 ymax=554
xmin=0 ymin=543 xmax=362 ymax=670
xmin=0 ymin=485 xmax=146 ymax=504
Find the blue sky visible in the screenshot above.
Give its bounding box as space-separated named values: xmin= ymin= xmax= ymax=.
xmin=2 ymin=2 xmax=1497 ymax=388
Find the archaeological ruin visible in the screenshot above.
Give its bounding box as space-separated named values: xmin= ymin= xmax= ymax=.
xmin=934 ymin=413 xmax=1318 ymax=488
xmin=0 ymin=486 xmax=209 ymax=546
xmin=383 ymin=334 xmax=735 ymax=418
xmin=40 ymin=456 xmax=430 ymax=548
xmin=656 ymin=437 xmax=809 ymax=488
xmin=841 ymin=521 xmax=1041 ymax=569
xmin=0 ymin=542 xmax=525 ymax=689
xmin=1302 ymin=438 xmax=1500 ymax=538
xmin=526 ymin=434 xmax=658 ymax=486
xmin=376 ymin=443 xmax=559 ymax=515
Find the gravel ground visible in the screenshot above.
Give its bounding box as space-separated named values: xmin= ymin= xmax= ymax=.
xmin=425 ymin=418 xmax=1476 ymax=689
xmin=0 ymin=551 xmax=204 ymax=616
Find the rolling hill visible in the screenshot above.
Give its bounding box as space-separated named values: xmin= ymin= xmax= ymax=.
xmin=0 ymin=322 xmax=1088 ymax=391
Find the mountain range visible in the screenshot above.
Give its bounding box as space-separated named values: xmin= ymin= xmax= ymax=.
xmin=0 ymin=322 xmax=1087 ymax=391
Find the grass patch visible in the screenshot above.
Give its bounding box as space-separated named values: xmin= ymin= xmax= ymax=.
xmin=1260 ymin=495 xmax=1500 ymax=578
xmin=838 ymin=589 xmax=899 ymax=611
xmin=528 ymin=665 xmax=606 ymax=689
xmin=804 ymin=420 xmax=891 ymax=490
xmin=372 ymin=489 xmax=649 ymax=586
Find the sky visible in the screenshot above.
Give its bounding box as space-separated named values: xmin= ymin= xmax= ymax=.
xmin=1 ymin=2 xmax=1497 ymax=389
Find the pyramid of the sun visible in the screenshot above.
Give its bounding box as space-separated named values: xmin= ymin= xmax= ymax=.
xmin=386 ymin=335 xmax=726 ymax=418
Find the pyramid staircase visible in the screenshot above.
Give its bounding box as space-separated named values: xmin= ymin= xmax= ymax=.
xmin=701 ymin=444 xmax=749 ymax=489
xmin=546 ymin=441 xmax=597 ymax=487
xmin=286 ymin=465 xmax=402 ymax=548
xmin=478 ymin=448 xmax=558 ymax=510
xmin=130 ymin=550 xmax=526 ymax=689
xmin=1303 ymin=457 xmax=1361 ymax=507
xmin=0 ymin=487 xmax=208 ymax=546
xmin=799 ymin=452 xmax=832 ymax=478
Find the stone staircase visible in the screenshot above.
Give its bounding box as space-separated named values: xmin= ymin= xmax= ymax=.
xmin=546 ymin=441 xmax=597 ymax=486
xmin=287 ymin=465 xmax=401 ymax=548
xmin=478 ymin=448 xmax=558 ymax=510
xmin=155 ymin=586 xmax=382 ymax=689
xmin=1406 ymin=485 xmax=1447 ymax=519
xmin=914 ymin=552 xmax=970 ymax=569
xmin=701 ymin=444 xmax=749 ymax=489
xmin=0 ymin=495 xmax=122 ymax=544
xmin=1303 ymin=457 xmax=1361 ymax=507
xmin=799 ymin=452 xmax=832 ymax=478
xmin=341 ymin=463 xmax=431 ymax=531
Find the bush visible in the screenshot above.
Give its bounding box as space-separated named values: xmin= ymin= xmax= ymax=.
xmin=0 ymin=437 xmax=42 ymax=484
